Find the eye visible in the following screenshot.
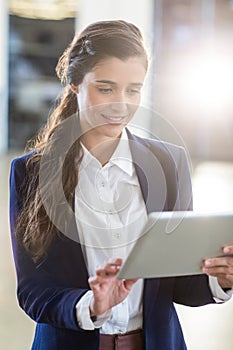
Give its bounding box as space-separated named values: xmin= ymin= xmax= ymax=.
xmin=127 ymin=88 xmax=141 ymax=96
xmin=98 ymin=88 xmax=112 ymax=94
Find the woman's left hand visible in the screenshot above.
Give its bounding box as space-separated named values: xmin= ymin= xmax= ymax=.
xmin=203 ymin=245 xmax=233 ymax=289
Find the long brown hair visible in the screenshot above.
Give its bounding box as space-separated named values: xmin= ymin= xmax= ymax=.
xmin=16 ymin=20 xmax=148 ymax=261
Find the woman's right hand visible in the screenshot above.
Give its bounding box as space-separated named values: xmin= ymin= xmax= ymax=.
xmin=88 ymin=258 xmax=138 ymax=316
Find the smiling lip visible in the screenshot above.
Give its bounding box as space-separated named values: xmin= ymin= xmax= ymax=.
xmin=101 ymin=114 xmax=128 ymax=124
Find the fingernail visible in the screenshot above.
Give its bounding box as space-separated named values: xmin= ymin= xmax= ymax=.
xmin=205 ymin=260 xmax=212 ymax=266
xmin=223 ymin=247 xmax=230 ymax=254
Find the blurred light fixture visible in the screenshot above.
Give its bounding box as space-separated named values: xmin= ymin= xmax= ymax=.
xmin=9 ymin=0 xmax=78 ymax=20
xmin=177 ymin=49 xmax=233 ymax=116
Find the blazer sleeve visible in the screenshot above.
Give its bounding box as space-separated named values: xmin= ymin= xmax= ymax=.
xmin=9 ymin=155 xmax=90 ymax=331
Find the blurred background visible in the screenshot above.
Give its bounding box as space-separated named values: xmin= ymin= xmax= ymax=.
xmin=1 ymin=0 xmax=233 ymax=349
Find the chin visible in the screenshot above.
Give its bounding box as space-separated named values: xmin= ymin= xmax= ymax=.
xmin=98 ymin=124 xmax=125 ymax=139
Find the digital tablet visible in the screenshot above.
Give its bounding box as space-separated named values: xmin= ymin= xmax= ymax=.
xmin=117 ymin=211 xmax=233 ymax=279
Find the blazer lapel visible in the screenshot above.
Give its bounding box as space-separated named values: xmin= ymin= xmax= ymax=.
xmin=127 ymin=130 xmax=168 ymax=213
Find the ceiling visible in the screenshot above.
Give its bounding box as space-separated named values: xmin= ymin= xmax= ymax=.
xmin=9 ymin=0 xmax=78 ymax=20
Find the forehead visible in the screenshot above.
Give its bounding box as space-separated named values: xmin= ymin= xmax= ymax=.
xmin=86 ymin=56 xmax=146 ymax=83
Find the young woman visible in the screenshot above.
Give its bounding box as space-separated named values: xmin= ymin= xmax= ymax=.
xmin=10 ymin=20 xmax=233 ymax=350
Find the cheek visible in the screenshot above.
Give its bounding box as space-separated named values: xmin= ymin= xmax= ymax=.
xmin=77 ymin=86 xmax=101 ymax=111
xmin=129 ymin=96 xmax=141 ymax=112
xmin=92 ymin=91 xmax=112 ymax=106
xmin=81 ymin=94 xmax=107 ymax=111
xmin=129 ymin=93 xmax=141 ymax=106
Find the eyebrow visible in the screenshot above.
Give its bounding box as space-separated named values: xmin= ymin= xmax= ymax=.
xmin=95 ymin=80 xmax=143 ymax=86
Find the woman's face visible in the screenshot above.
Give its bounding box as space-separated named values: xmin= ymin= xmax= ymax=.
xmin=75 ymin=56 xmax=147 ymax=143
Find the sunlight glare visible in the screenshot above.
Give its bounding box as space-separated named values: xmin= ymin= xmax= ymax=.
xmin=192 ymin=162 xmax=233 ymax=213
xmin=179 ymin=51 xmax=233 ymax=116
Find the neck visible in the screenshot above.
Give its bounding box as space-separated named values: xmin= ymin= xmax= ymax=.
xmin=81 ymin=131 xmax=121 ymax=166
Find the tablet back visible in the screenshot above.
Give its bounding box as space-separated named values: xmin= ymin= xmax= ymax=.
xmin=117 ymin=211 xmax=233 ymax=279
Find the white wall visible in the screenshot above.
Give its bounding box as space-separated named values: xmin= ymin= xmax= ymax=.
xmin=76 ymin=0 xmax=154 ymax=49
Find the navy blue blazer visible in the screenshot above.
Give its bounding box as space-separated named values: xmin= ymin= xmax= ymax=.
xmin=9 ymin=131 xmax=215 ymax=350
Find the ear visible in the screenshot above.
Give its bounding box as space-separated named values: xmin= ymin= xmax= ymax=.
xmin=70 ymin=83 xmax=79 ymax=94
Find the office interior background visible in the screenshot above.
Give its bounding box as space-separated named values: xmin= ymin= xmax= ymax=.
xmin=1 ymin=0 xmax=233 ymax=349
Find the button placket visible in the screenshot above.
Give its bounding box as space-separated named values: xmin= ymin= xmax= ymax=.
xmin=113 ymin=232 xmax=121 ymax=239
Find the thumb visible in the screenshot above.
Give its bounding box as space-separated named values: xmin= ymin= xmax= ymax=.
xmin=123 ymin=278 xmax=138 ymax=291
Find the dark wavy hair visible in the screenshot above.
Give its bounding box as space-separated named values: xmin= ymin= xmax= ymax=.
xmin=16 ymin=19 xmax=148 ymax=261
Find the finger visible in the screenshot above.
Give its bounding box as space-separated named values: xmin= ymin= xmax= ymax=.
xmin=88 ymin=276 xmax=101 ymax=292
xmin=223 ymin=245 xmax=233 ymax=255
xmin=88 ymin=276 xmax=99 ymax=284
xmin=96 ymin=263 xmax=121 ymax=277
xmin=216 ymin=276 xmax=233 ymax=289
xmin=95 ymin=258 xmax=122 ymax=271
xmin=88 ymin=275 xmax=110 ymax=287
xmin=96 ymin=267 xmax=119 ymax=277
xmin=104 ymin=258 xmax=123 ymax=266
xmin=88 ymin=275 xmax=103 ymax=286
xmin=202 ymin=266 xmax=233 ymax=276
xmin=203 ymin=257 xmax=233 ymax=268
xmin=123 ymin=278 xmax=138 ymax=291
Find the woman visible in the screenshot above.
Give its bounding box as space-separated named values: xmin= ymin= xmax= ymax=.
xmin=10 ymin=20 xmax=233 ymax=350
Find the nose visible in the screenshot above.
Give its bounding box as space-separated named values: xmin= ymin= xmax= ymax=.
xmin=110 ymin=92 xmax=129 ymax=115
xmin=110 ymin=102 xmax=128 ymax=115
